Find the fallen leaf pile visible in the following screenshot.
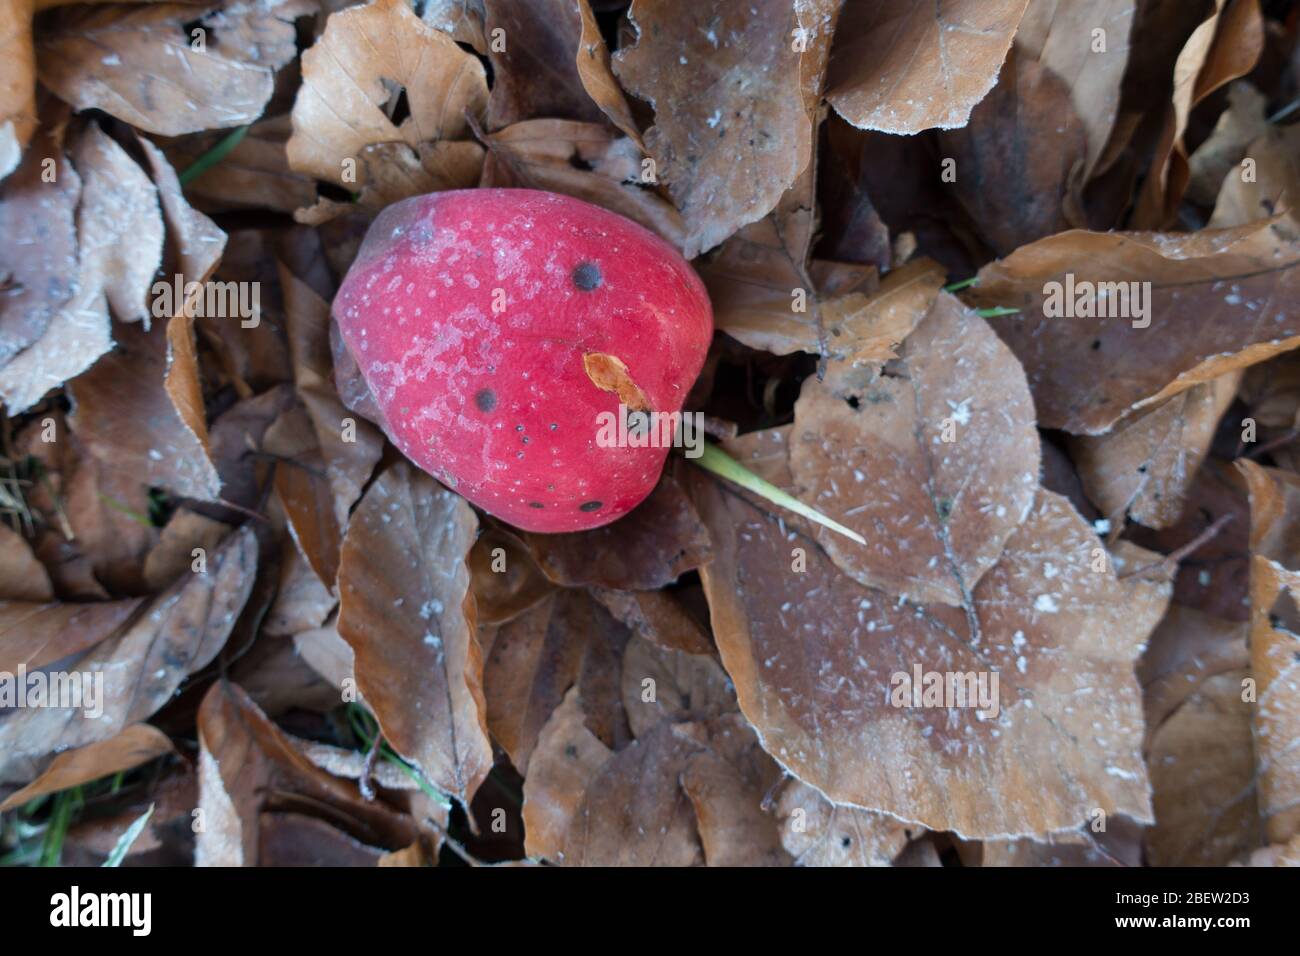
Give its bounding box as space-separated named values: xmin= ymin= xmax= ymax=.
xmin=1 ymin=0 xmax=1298 ymax=868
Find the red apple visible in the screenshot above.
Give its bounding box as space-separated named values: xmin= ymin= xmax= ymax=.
xmin=332 ymin=188 xmax=713 ymax=532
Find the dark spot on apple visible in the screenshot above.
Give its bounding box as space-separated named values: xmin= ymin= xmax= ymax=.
xmin=529 ymin=501 xmax=544 ymax=509
xmin=572 ymin=262 xmax=602 ymax=291
xmin=474 ymin=388 xmax=496 ymax=412
xmin=578 ymin=500 xmax=603 ymax=512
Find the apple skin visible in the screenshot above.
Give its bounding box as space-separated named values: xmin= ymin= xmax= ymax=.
xmin=332 ymin=188 xmax=713 ymax=532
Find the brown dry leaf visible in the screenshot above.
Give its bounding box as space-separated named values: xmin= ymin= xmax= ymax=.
xmin=287 ymin=0 xmax=488 ymax=194
xmin=1071 ymin=371 xmax=1240 ymax=530
xmin=977 ymin=832 xmax=1133 ymax=868
xmin=0 ymin=0 xmax=36 ymax=179
xmin=697 ymin=194 xmax=931 ymax=357
xmin=138 ymin=136 xmax=228 ymax=285
xmin=481 ymin=119 xmax=684 ymax=248
xmin=0 ymin=598 xmax=143 ymax=676
xmin=520 ymin=685 xmax=611 ymax=860
xmin=0 ymin=724 xmax=173 ymax=812
xmin=293 ymin=617 xmax=356 ymax=694
xmin=620 ymin=632 xmax=735 ymax=738
xmin=69 ymin=125 xmax=162 ymax=323
xmin=1133 ymin=0 xmax=1265 ymax=228
xmin=1015 ymin=0 xmax=1136 ymax=179
xmin=468 ymin=526 xmax=552 ymax=626
xmin=196 ymin=680 xmax=417 ymax=866
xmin=0 ymin=123 xmax=142 ymax=412
xmin=521 ymin=473 xmax=711 ymax=590
xmin=693 ymin=429 xmax=1165 ymax=837
xmin=37 ymin=1 xmax=310 ymax=137
xmin=1210 ymin=118 xmax=1300 ymax=230
xmin=938 ymin=45 xmax=1087 ymax=256
xmin=679 ymin=714 xmax=790 ymax=866
xmin=561 ymin=720 xmax=703 ymax=866
xmin=775 ymin=779 xmax=913 ymax=867
xmin=1246 ymin=556 xmax=1300 ymax=851
xmin=483 ymin=588 xmax=631 ymax=774
xmin=143 ymin=509 xmax=231 ymax=591
xmin=826 ymin=0 xmax=1030 ymax=134
xmin=790 ymin=293 xmax=1040 ymax=606
xmin=68 ymin=319 xmax=221 ymax=502
xmin=281 ymin=265 xmax=383 ymax=528
xmin=1187 ymin=81 xmax=1271 ymax=207
xmin=968 ymin=220 xmax=1300 ymax=435
xmin=263 ymin=403 xmax=342 ymax=588
xmin=0 ymin=523 xmax=53 ymax=601
xmin=612 ymin=0 xmax=839 ymax=257
xmin=422 ymin=0 xmax=487 ymax=51
xmin=591 ymin=587 xmax=713 ymax=655
xmin=484 ymin=0 xmax=606 ymax=130
xmin=1139 ymin=608 xmax=1259 ymax=866
xmin=0 ymin=121 xmax=78 ymax=375
xmin=336 ymin=462 xmax=492 ymax=807
xmin=575 ymin=0 xmax=641 ymax=144
xmin=0 ymin=527 xmax=256 ymax=774
xmin=263 ymin=542 xmax=336 ymax=636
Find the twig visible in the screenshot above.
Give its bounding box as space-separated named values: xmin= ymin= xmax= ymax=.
xmin=1119 ymin=513 xmax=1233 ymax=580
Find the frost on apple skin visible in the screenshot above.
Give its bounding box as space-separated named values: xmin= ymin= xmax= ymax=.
xmin=332 ymin=188 xmax=714 ymax=533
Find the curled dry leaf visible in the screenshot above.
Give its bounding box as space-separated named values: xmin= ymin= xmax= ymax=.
xmin=482 ymin=588 xmax=631 ymax=774
xmin=143 ymin=510 xmax=232 ymax=591
xmin=0 ymin=526 xmax=256 ymax=775
xmin=678 ymin=714 xmax=789 ymax=867
xmin=481 ymin=119 xmax=684 ymax=247
xmin=1070 ymin=371 xmax=1240 ymax=530
xmin=968 ymin=219 xmax=1300 ymax=435
xmin=1139 ymin=606 xmax=1258 ymax=866
xmin=0 ymin=121 xmax=77 ymax=371
xmin=68 ymin=319 xmax=221 ymax=502
xmin=693 ymin=429 xmax=1165 ymax=837
xmin=1246 ymin=556 xmax=1300 ymax=853
xmin=37 ymin=0 xmax=311 ymax=137
xmin=521 ymin=685 xmax=611 ymax=860
xmin=1187 ymin=81 xmax=1270 ymax=207
xmin=561 ymin=720 xmax=704 ymax=866
xmin=422 ymin=0 xmax=487 ymax=51
xmin=938 ymin=45 xmax=1087 ymax=256
xmin=574 ymin=0 xmax=641 ymax=144
xmin=287 ymin=0 xmax=488 ymax=196
xmin=620 ymin=632 xmax=735 ymax=738
xmin=0 ymin=724 xmax=174 ymax=812
xmin=613 ymin=0 xmax=839 ymax=257
xmin=484 ymin=0 xmax=606 ymax=130
xmin=775 ymin=779 xmax=913 ymax=867
xmin=196 ymin=680 xmax=417 ymax=866
xmin=521 ymin=472 xmax=711 ymax=591
xmin=1015 ymin=0 xmax=1136 ymax=179
xmin=1133 ymin=0 xmax=1264 ymax=228
xmin=0 ymin=523 xmax=53 ymax=601
xmin=790 ymin=294 xmax=1040 ymax=606
xmin=281 ymin=265 xmax=383 ymax=529
xmin=468 ymin=526 xmax=552 ymax=626
xmin=591 ymin=587 xmax=713 ymax=656
xmin=826 ymin=0 xmax=1030 ymax=134
xmin=336 ymin=462 xmax=492 ymax=807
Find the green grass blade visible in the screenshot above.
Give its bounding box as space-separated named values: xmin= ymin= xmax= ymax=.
xmin=179 ymin=125 xmax=250 ymax=186
xmin=693 ymin=442 xmax=866 ymax=546
xmin=102 ymin=804 xmax=154 ymax=867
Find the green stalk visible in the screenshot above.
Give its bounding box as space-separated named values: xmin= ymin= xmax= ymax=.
xmin=178 ymin=125 xmax=250 ymax=186
xmin=693 ymin=442 xmax=866 ymax=546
